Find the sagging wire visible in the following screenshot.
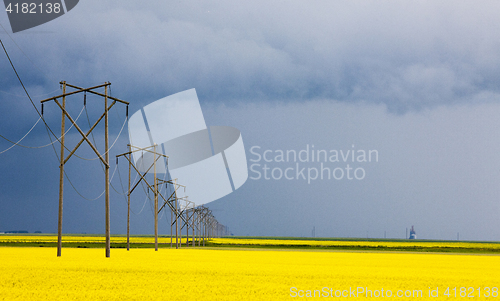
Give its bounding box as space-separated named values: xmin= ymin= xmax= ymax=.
xmin=1 ymin=29 xmax=134 ymax=204
xmin=1 ymin=36 xmax=127 ymax=162
xmin=0 ymin=103 xmax=87 ymax=153
xmin=64 ymin=162 xmax=120 ymax=202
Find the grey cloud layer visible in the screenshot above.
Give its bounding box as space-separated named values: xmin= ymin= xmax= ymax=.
xmin=3 ymin=0 xmax=500 ymax=112
xmin=2 ymin=1 xmax=500 ymax=239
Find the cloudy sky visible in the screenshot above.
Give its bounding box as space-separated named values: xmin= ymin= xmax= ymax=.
xmin=1 ymin=0 xmax=500 ymax=240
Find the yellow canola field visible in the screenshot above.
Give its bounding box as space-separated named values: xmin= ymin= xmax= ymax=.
xmin=0 ymin=235 xmax=175 ymax=244
xmin=1 ymin=247 xmax=499 ymax=300
xmin=211 ymin=238 xmax=500 ymax=250
xmin=3 ymin=236 xmax=500 ymax=251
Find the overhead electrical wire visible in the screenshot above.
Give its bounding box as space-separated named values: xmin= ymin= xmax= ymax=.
xmin=53 ymin=110 xmax=129 ymax=200
xmin=136 ymin=153 xmax=169 ymax=217
xmin=0 ymin=39 xmax=60 ymax=140
xmin=0 ymin=103 xmax=86 ymax=153
xmin=1 ymin=38 xmax=83 ymax=157
xmin=0 ymin=58 xmax=132 ymax=202
xmin=113 ymin=163 xmax=129 ymax=196
xmin=4 ymin=24 xmax=197 ymax=234
xmin=131 ymin=193 xmax=151 ymax=216
xmin=0 ymin=87 xmax=60 ymax=97
xmin=113 ymin=155 xmax=156 ymax=216
xmin=42 ymin=108 xmax=126 ymax=203
xmin=0 ymin=116 xmax=42 ymax=154
xmin=0 ymin=24 xmax=70 ymax=155
xmin=1 ymin=22 xmax=77 ymax=155
xmin=0 ymin=22 xmax=56 ymax=81
xmin=64 ymin=163 xmax=120 ymax=202
xmin=1 ymin=27 xmax=152 ymax=209
xmin=1 ymin=37 xmax=127 ymax=161
xmin=87 ymin=102 xmax=138 ymax=205
xmin=115 ymin=128 xmax=171 ymax=216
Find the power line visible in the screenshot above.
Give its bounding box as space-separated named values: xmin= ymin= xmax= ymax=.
xmin=1 ymin=39 xmax=49 ymax=126
xmin=64 ymin=163 xmax=120 ymax=202
xmin=0 ymin=117 xmax=42 ymax=154
xmin=1 ymin=38 xmax=116 ymax=160
xmin=0 ymin=103 xmax=86 ymax=152
xmin=0 ymin=22 xmax=56 ymax=82
xmin=0 ymin=38 xmax=70 ymax=156
xmin=113 ymin=162 xmax=129 ymax=196
xmin=0 ymin=87 xmax=60 ymax=97
xmin=1 ymin=27 xmax=116 ymax=160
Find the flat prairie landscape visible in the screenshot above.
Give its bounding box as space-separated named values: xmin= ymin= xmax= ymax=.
xmin=1 ymin=236 xmax=500 ymax=300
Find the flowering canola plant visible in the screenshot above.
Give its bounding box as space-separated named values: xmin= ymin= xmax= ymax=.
xmin=3 ymin=236 xmax=500 ymax=252
xmin=0 ymin=235 xmax=172 ymax=244
xmin=211 ymin=238 xmax=500 ymax=251
xmin=1 ymin=246 xmax=499 ymax=300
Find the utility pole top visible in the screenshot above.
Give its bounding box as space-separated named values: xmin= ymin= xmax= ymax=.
xmin=40 ymin=82 xmax=129 ymax=105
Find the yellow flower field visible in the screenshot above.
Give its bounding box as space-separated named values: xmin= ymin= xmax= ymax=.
xmin=2 ymin=235 xmax=500 ymax=252
xmin=1 ymin=246 xmax=499 ymax=300
xmin=211 ymin=238 xmax=500 ymax=251
xmin=0 ymin=235 xmax=173 ymax=244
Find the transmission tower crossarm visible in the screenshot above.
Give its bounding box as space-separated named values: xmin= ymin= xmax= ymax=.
xmin=40 ymin=83 xmax=111 ymax=103
xmin=64 ymin=83 xmax=129 ymax=105
xmin=116 ymin=146 xmax=168 ymax=158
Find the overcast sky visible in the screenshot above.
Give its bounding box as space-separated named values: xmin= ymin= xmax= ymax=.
xmin=1 ymin=0 xmax=500 ymax=240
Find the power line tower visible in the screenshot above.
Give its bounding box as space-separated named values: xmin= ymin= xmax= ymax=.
xmin=117 ymin=146 xmax=199 ymax=251
xmin=116 ymin=144 xmax=168 ymax=251
xmin=157 ymin=179 xmax=186 ymax=249
xmin=40 ymin=82 xmax=128 ymax=258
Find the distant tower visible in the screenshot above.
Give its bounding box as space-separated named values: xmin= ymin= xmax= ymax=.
xmin=409 ymin=225 xmax=417 ymax=239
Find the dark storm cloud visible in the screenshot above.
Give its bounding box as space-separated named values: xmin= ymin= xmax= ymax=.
xmin=3 ymin=0 xmax=500 ymax=111
xmin=2 ymin=1 xmax=500 ymax=239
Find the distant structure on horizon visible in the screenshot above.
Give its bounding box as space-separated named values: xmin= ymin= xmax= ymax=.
xmin=409 ymin=225 xmax=417 ymax=239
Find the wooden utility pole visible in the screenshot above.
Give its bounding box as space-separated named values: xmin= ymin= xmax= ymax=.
xmin=156 ymin=179 xmax=188 ymax=250
xmin=192 ymin=207 xmax=195 ymax=247
xmin=116 ymin=144 xmax=167 ymax=251
xmin=175 ymin=190 xmax=179 ymax=249
xmin=56 ymin=82 xmax=66 ymax=257
xmin=154 ymin=144 xmax=158 ymax=251
xmin=127 ymin=144 xmax=131 ymax=251
xmin=41 ymin=82 xmax=128 ymax=258
xmin=186 ymin=207 xmax=189 ymax=246
xmin=104 ymin=85 xmax=110 ymax=258
xmin=170 ymin=207 xmax=173 ymax=248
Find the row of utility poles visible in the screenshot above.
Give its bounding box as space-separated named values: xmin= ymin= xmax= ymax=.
xmin=116 ymin=144 xmax=227 ymax=251
xmin=41 ymin=82 xmax=227 ymax=258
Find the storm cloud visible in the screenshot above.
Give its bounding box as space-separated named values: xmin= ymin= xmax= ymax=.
xmin=1 ymin=1 xmax=500 ymax=240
